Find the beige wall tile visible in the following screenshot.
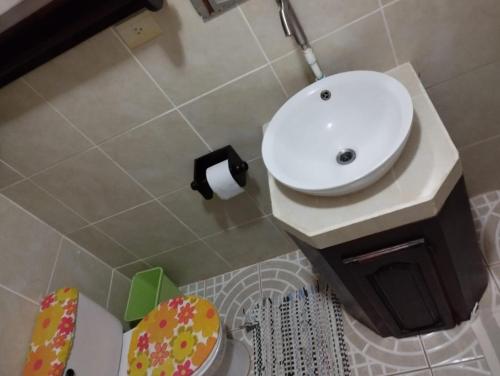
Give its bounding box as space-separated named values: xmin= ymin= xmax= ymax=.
xmin=96 ymin=201 xmax=196 ymax=258
xmin=241 ymin=0 xmax=379 ymax=60
xmin=2 ymin=180 xmax=87 ymax=234
xmin=204 ymin=217 xmax=294 ymax=268
xmin=107 ymin=271 xmax=131 ymax=326
xmin=0 ymin=287 xmax=38 ymax=376
xmin=49 ymin=239 xmax=112 ymax=307
xmin=32 ymin=148 xmax=150 ymax=222
xmin=25 ymin=30 xmax=171 ymax=143
xmin=67 ymin=226 xmax=137 ymax=267
xmin=386 ymin=63 xmax=426 ymax=98
xmin=273 ymin=12 xmax=395 ymax=95
xmin=117 ymin=260 xmax=151 ymax=278
xmin=0 ymin=160 xmax=22 ymax=189
xmin=181 ymin=66 xmax=286 ymax=160
xmin=385 ymin=0 xmax=500 ymax=87
xmin=461 ymin=137 xmax=500 ymax=196
xmin=272 ymin=51 xmax=313 ymax=97
xmin=147 ymin=242 xmax=232 ymax=285
xmin=0 ymin=195 xmax=61 ymax=301
xmin=129 ymin=1 xmax=266 ymax=104
xmin=428 ymin=61 xmax=500 ymax=149
xmin=101 ymin=111 xmax=209 ymax=197
xmin=0 ymin=80 xmax=91 ymax=175
xmin=160 ymin=188 xmax=262 ymax=237
xmin=246 ymin=158 xmax=272 ymax=215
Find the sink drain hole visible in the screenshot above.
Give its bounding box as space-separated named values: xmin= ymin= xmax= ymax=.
xmin=336 ymin=149 xmax=356 ymax=165
xmin=320 ymin=90 xmax=331 ymax=101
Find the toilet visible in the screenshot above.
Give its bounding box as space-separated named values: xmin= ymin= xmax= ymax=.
xmin=23 ymin=288 xmax=251 ymax=376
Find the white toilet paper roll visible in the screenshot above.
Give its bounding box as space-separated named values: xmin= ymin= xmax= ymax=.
xmin=206 ymin=160 xmax=244 ymax=200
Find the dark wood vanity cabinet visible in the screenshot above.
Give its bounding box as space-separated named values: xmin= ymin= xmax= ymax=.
xmin=292 ymin=178 xmax=488 ymax=338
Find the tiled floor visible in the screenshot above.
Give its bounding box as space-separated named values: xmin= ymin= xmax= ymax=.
xmin=179 ymin=192 xmax=500 ymax=375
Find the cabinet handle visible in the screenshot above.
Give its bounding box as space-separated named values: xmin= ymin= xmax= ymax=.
xmin=343 ymin=239 xmax=425 ymax=264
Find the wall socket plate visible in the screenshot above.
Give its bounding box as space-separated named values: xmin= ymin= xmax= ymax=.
xmin=115 ymin=11 xmax=162 ymax=49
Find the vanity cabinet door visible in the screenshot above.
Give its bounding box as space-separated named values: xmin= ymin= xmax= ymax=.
xmin=342 ymin=239 xmax=454 ymax=336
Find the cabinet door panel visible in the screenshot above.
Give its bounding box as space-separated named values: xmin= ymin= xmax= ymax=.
xmin=343 ymin=239 xmax=453 ymax=335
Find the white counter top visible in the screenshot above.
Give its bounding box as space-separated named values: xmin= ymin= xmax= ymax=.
xmin=268 ymin=63 xmax=462 ymax=249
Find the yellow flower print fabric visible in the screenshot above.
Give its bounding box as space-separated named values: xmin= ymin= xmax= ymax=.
xmin=23 ymin=288 xmax=78 ymax=376
xmin=128 ymin=295 xmax=220 ymax=376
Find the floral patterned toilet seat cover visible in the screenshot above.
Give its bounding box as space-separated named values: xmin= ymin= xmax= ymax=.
xmin=128 ymin=295 xmax=221 ymax=376
xmin=23 ymin=287 xmax=78 ymax=376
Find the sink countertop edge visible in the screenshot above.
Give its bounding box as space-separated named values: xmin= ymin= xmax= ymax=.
xmin=266 ymin=63 xmax=462 ymax=249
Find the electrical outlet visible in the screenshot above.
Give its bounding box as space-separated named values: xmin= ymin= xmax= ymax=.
xmin=115 ymin=11 xmax=162 ymax=49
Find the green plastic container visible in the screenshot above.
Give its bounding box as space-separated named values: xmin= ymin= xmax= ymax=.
xmin=124 ymin=267 xmax=180 ymax=323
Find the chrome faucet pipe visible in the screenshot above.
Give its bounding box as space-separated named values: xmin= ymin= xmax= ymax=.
xmin=277 ymin=0 xmax=309 ymax=49
xmin=276 ymin=0 xmax=325 ymax=80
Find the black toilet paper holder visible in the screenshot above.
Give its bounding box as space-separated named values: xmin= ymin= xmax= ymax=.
xmin=191 ymin=145 xmax=248 ymax=200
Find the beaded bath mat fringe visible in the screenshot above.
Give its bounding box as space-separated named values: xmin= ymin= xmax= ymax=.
xmin=245 ymin=281 xmax=350 ymax=376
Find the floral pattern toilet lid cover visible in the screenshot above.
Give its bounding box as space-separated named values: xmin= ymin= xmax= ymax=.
xmin=23 ymin=287 xmax=78 ymax=376
xmin=128 ymin=295 xmax=221 ymax=376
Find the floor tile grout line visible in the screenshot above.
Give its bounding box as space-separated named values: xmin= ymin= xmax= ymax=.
xmin=237 ymin=6 xmax=289 ymax=98
xmin=0 ymin=282 xmax=39 ymax=306
xmin=418 ymin=333 xmax=432 ymax=370
xmin=46 ymin=236 xmax=64 ymax=295
xmin=378 ymin=0 xmax=399 ymax=67
xmin=106 ymin=269 xmax=115 ymax=309
xmin=427 ymin=356 xmax=487 ymax=371
xmin=387 ymin=367 xmax=431 ymax=376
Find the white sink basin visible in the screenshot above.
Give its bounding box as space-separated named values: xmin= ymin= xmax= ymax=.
xmin=262 ymin=70 xmax=414 ymax=196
